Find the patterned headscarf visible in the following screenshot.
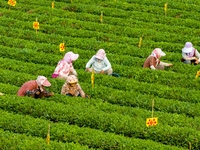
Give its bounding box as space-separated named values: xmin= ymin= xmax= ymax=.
xmin=151 ymin=48 xmax=166 ymax=59
xmin=63 ymin=52 xmax=79 ymax=63
xmin=95 ymin=49 xmax=106 ymax=60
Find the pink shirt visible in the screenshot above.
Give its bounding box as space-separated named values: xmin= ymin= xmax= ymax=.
xmin=53 ymin=60 xmax=76 ymax=77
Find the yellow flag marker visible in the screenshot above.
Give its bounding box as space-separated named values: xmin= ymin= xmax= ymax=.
xmin=59 ymin=42 xmax=65 ymax=52
xmin=91 ymin=67 xmax=94 ymax=88
xmin=8 ymin=0 xmax=16 ymax=7
xmin=52 ymin=1 xmax=54 ymax=9
xmin=195 ymin=70 xmax=200 ymax=79
xmin=100 ymin=11 xmax=103 ymax=23
xmin=164 ymin=3 xmax=168 ymax=17
xmin=146 ymin=99 xmax=158 ymax=127
xmin=138 ymin=37 xmax=142 ymax=48
xmin=33 ymin=18 xmax=39 ymax=34
xmin=46 ymin=124 xmax=50 ymax=144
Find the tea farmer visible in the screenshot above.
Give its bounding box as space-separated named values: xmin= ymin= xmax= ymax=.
xmin=17 ymin=76 xmax=54 ymax=98
xmin=85 ymin=49 xmax=113 ymax=75
xmin=181 ymin=42 xmax=200 ymax=65
xmin=143 ymin=48 xmax=173 ymax=70
xmin=61 ymin=75 xmax=86 ymax=98
xmin=52 ymin=51 xmax=79 ymax=80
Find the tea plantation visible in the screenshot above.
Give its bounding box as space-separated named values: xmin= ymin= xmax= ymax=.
xmin=0 ymin=0 xmax=200 ymax=149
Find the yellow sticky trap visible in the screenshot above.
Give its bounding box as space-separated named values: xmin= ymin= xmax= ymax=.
xmin=164 ymin=3 xmax=168 ymax=17
xmin=8 ymin=0 xmax=16 ymax=7
xmin=33 ymin=22 xmax=39 ymax=30
xmin=138 ymin=37 xmax=142 ymax=48
xmin=46 ymin=124 xmax=50 ymax=144
xmin=59 ymin=43 xmax=65 ymax=52
xmin=100 ymin=11 xmax=103 ymax=23
xmin=195 ymin=70 xmax=200 ymax=79
xmin=146 ymin=118 xmax=158 ymax=127
xmin=52 ymin=2 xmax=54 ymax=8
xmin=33 ymin=18 xmax=39 ymax=34
xmin=46 ymin=134 xmax=50 ymax=144
xmin=91 ymin=67 xmax=94 ymax=88
xmin=164 ymin=3 xmax=168 ymax=11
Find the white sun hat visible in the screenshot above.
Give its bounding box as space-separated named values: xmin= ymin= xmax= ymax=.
xmin=182 ymin=42 xmax=193 ymax=53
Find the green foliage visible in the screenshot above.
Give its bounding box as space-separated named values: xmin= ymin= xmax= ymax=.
xmin=0 ymin=0 xmax=200 ymax=149
xmin=0 ymin=110 xmax=185 ymax=150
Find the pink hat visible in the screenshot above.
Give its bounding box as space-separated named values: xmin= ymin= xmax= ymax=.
xmin=36 ymin=76 xmax=51 ymax=87
xmin=95 ymin=49 xmax=106 ymax=60
xmin=63 ymin=52 xmax=79 ymax=63
xmin=152 ymin=48 xmax=166 ymax=58
xmin=182 ymin=42 xmax=193 ymax=53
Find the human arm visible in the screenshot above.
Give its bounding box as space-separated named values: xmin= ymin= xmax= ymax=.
xmin=101 ymin=57 xmax=111 ymax=71
xmin=70 ymin=66 xmax=77 ymax=76
xmin=150 ymin=65 xmax=156 ymax=70
xmin=77 ymin=84 xmax=85 ymax=98
xmin=61 ymin=83 xmax=69 ymax=95
xmin=160 ymin=61 xmax=173 ymax=67
xmin=86 ymin=56 xmax=95 ymax=70
xmin=33 ymin=88 xmax=54 ymax=98
xmin=195 ymin=50 xmax=200 ymax=63
xmin=149 ymin=57 xmax=157 ymax=70
xmin=182 ymin=52 xmax=197 ymax=61
xmin=53 ymin=60 xmax=64 ymax=75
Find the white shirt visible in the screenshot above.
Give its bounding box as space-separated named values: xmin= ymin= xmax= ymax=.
xmin=86 ymin=56 xmax=112 ymax=72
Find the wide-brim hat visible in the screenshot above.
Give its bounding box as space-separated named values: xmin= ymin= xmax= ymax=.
xmin=158 ymin=49 xmax=166 ymax=56
xmin=63 ymin=52 xmax=79 ymax=62
xmin=182 ymin=42 xmax=193 ymax=53
xmin=67 ymin=75 xmax=78 ymax=84
xmin=71 ymin=53 xmax=79 ymax=61
xmin=95 ymin=49 xmax=105 ymax=60
xmin=42 ymin=79 xmax=51 ymax=87
xmin=36 ymin=76 xmax=51 ymax=87
xmin=152 ymin=48 xmax=166 ymax=57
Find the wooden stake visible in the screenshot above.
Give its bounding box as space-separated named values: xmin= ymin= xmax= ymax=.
xmin=152 ymin=99 xmax=154 ymax=118
xmin=91 ymin=67 xmax=94 ymax=89
xmin=189 ymin=142 xmax=191 ymax=150
xmin=36 ymin=18 xmax=38 ymax=34
xmin=46 ymin=124 xmax=50 ymax=144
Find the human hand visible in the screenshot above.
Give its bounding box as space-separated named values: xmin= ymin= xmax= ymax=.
xmin=49 ymin=92 xmax=54 ymax=96
xmin=168 ymin=63 xmax=173 ymax=67
xmin=195 ymin=60 xmax=199 ymax=65
xmin=86 ymin=68 xmax=90 ymax=72
xmin=100 ymin=70 xmax=104 ymax=74
xmin=35 ymin=90 xmax=40 ymax=95
xmin=193 ymin=57 xmax=198 ymax=61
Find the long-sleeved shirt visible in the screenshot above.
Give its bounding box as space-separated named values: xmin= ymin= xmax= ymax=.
xmin=61 ymin=83 xmax=85 ymax=98
xmin=143 ymin=56 xmax=160 ymax=68
xmin=182 ymin=49 xmax=200 ymax=61
xmin=85 ymin=56 xmax=111 ymax=72
xmin=53 ymin=60 xmax=77 ymax=77
xmin=17 ymin=80 xmax=44 ymax=96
